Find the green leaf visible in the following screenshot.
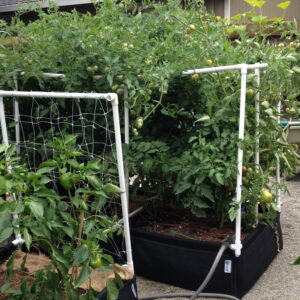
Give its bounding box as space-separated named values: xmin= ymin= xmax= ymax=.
xmin=0 ymin=209 xmax=12 ymax=230
xmin=64 ymin=134 xmax=77 ymax=145
xmin=84 ymin=221 xmax=95 ymax=234
xmin=231 ymin=14 xmax=243 ymax=21
xmin=6 ymin=254 xmax=14 ymax=279
xmin=292 ymin=256 xmax=300 ymax=265
xmin=39 ymin=176 xmax=52 ymax=185
xmin=244 ymin=0 xmax=265 ymax=8
xmin=37 ymin=167 xmax=55 ymax=174
xmin=102 ymin=183 xmax=123 ymax=194
xmin=102 ymin=254 xmax=114 ymax=264
xmin=23 ymin=228 xmax=32 ymax=250
xmin=63 ymin=227 xmax=74 ymax=238
xmin=28 ymin=201 xmax=44 ymax=218
xmin=0 ymin=227 xmax=13 ymax=243
xmin=73 ymin=244 xmax=90 ymax=266
xmin=86 ymin=175 xmax=101 ymax=189
xmin=67 ymin=159 xmax=82 ymax=169
xmin=215 ymin=173 xmax=224 ymax=185
xmin=69 ymin=151 xmax=84 ymax=157
xmin=228 ymin=206 xmax=237 ymax=222
xmin=195 ymin=115 xmax=210 ymax=123
xmin=114 ymin=272 xmax=124 ymax=289
xmin=0 ymin=283 xmax=11 ymax=293
xmin=39 ymin=160 xmax=58 ymax=168
xmin=255 ymin=0 xmax=265 ymax=8
xmin=251 ymin=16 xmax=268 ymax=23
xmin=86 ymin=160 xmax=101 ymax=171
xmin=74 ymin=262 xmax=90 ymax=288
xmin=292 ymin=66 xmax=300 ymax=74
xmin=106 ymin=280 xmax=119 ymax=300
xmin=277 ymin=1 xmax=291 ymax=10
xmin=174 ymin=182 xmax=191 ymax=194
xmin=188 ymin=136 xmax=197 ymax=143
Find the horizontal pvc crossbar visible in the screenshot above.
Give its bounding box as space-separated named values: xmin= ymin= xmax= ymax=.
xmin=182 ymin=63 xmax=268 ymax=75
xmin=0 ymin=90 xmax=116 ymax=102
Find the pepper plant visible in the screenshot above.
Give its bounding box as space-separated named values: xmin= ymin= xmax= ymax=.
xmin=0 ymin=136 xmax=124 ymax=300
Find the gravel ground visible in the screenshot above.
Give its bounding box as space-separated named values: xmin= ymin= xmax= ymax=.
xmin=136 ymin=173 xmax=300 ymax=300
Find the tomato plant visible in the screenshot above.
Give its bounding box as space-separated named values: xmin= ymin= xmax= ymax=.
xmin=0 ymin=0 xmax=298 ymax=230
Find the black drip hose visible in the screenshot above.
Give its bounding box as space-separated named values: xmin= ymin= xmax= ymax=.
xmin=139 ymin=237 xmax=239 ymax=300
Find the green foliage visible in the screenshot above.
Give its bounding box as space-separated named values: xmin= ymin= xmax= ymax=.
xmin=0 ymin=138 xmax=122 ymax=299
xmin=292 ymin=256 xmax=300 ymax=265
xmin=0 ymin=0 xmax=299 ymax=230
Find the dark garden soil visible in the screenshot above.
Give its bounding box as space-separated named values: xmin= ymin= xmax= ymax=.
xmin=133 ymin=208 xmax=248 ymax=242
xmin=0 ymin=270 xmax=35 ymax=299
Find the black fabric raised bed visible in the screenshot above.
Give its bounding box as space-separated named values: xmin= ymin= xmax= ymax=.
xmin=131 ymin=215 xmax=282 ymax=299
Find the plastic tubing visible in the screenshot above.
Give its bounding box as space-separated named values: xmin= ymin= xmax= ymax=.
xmin=189 ymin=244 xmax=227 ymax=300
xmin=139 ymin=293 xmax=239 ymax=300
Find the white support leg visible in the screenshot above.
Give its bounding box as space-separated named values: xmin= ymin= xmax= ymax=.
xmin=276 ymin=101 xmax=282 ymax=211
xmin=231 ymin=65 xmax=248 ymax=257
xmin=0 ymin=97 xmax=22 ymax=241
xmin=110 ymin=94 xmax=134 ymax=273
xmin=254 ymin=66 xmax=260 ymax=224
xmin=13 ymin=76 xmax=21 ymax=155
xmin=124 ymin=87 xmax=130 ymax=204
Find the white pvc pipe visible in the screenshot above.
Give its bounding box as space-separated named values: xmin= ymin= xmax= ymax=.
xmin=182 ymin=63 xmax=268 ymax=75
xmin=111 ymin=95 xmax=134 ymax=272
xmin=124 ymin=87 xmax=130 ymax=203
xmin=254 ymin=66 xmax=260 ymax=223
xmin=224 ymin=0 xmax=231 ymax=20
xmin=0 ymin=97 xmax=9 ymax=147
xmin=230 ymin=65 xmax=248 ymax=257
xmin=13 ymin=76 xmax=20 ymax=155
xmin=20 ymin=72 xmax=65 ymax=79
xmin=0 ymin=90 xmax=112 ymax=100
xmin=0 ymin=97 xmax=22 ymax=241
xmin=42 ymin=72 xmax=65 ymax=79
xmin=276 ymin=101 xmax=282 ymax=211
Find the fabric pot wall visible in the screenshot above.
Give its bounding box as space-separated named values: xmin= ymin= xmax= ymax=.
xmin=131 ymin=216 xmax=282 ymax=299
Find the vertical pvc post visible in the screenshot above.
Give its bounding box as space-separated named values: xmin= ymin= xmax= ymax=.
xmin=124 ymin=87 xmax=130 ymax=204
xmin=254 ymin=65 xmax=260 ymax=223
xmin=13 ymin=76 xmax=20 ymax=154
xmin=231 ymin=65 xmax=248 ymax=257
xmin=0 ymin=97 xmax=22 ymax=241
xmin=110 ymin=94 xmax=134 ymax=273
xmin=0 ymin=97 xmax=9 ymax=148
xmin=276 ymin=101 xmax=282 ymax=211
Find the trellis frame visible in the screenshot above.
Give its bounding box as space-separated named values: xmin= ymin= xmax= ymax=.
xmin=182 ymin=63 xmax=272 ymax=257
xmin=0 ymin=90 xmax=134 ymax=272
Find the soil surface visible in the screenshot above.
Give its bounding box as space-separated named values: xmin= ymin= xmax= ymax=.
xmin=135 ymin=209 xmax=247 ymax=242
xmin=0 ymin=270 xmax=35 ymax=299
